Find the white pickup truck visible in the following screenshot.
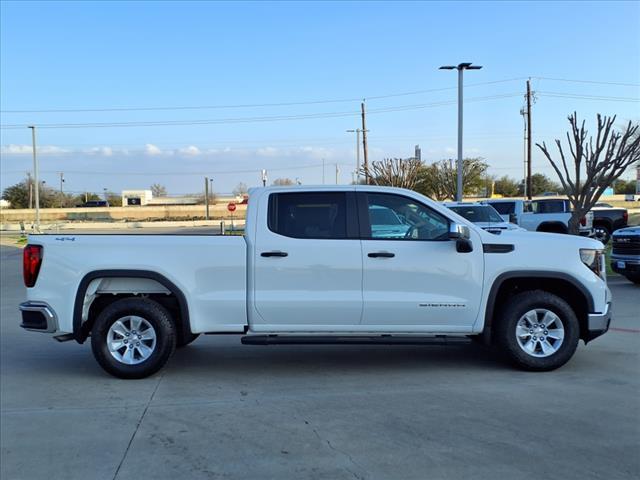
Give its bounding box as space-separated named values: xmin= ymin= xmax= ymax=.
xmin=484 ymin=198 xmax=594 ymax=236
xmin=20 ymin=186 xmax=611 ymax=378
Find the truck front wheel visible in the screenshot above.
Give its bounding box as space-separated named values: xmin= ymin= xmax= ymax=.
xmin=90 ymin=298 xmax=176 ymax=379
xmin=496 ymin=290 xmax=579 ymax=371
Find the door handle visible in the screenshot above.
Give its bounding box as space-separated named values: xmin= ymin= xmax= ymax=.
xmin=261 ymin=251 xmax=288 ymax=257
xmin=368 ymin=252 xmax=395 ymax=258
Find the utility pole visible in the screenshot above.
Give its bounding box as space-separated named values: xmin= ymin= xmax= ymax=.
xmin=59 ymin=172 xmax=65 ymax=207
xmin=526 ymin=79 xmax=533 ymax=200
xmin=322 ymin=158 xmax=326 ymax=184
xmin=439 ymin=62 xmax=483 ymax=202
xmin=335 ymin=164 xmax=339 ymax=184
xmin=28 ymin=126 xmax=40 ymax=230
xmin=361 ymin=102 xmax=370 ymax=184
xmin=261 ymin=169 xmax=267 ymax=187
xmin=26 ymin=172 xmax=33 ymax=209
xmin=204 ymin=177 xmax=210 ymax=220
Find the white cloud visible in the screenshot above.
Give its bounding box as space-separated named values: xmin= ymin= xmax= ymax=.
xmin=86 ymin=146 xmax=114 ymax=156
xmin=178 ymin=145 xmax=201 ymax=156
xmin=256 ymin=147 xmax=279 ymax=157
xmin=0 ymin=144 xmax=68 ymax=155
xmin=144 ymin=144 xmax=163 ymax=156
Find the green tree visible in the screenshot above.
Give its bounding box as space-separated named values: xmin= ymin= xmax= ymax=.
xmin=1 ymin=178 xmax=61 ymax=208
xmin=614 ymin=179 xmax=636 ymax=194
xmin=104 ymin=192 xmax=122 ymax=207
xmin=518 ymin=173 xmax=561 ymax=197
xmin=414 ymin=158 xmax=488 ymax=200
xmin=493 ymin=175 xmax=520 ymax=197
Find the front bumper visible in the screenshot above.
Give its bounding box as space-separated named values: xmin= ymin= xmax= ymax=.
xmin=585 ymin=302 xmax=612 ymax=343
xmin=19 ymin=302 xmax=58 ymax=333
xmin=610 ymin=256 xmax=640 ymax=276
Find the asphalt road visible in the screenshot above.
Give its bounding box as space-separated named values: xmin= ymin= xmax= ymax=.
xmin=1 ymin=244 xmax=639 ymax=480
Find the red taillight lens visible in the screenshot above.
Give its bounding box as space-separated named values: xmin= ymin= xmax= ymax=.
xmin=623 ymin=211 xmax=628 ymax=224
xmin=23 ymin=245 xmax=43 ymax=287
xmin=580 ymin=217 xmax=586 ymax=226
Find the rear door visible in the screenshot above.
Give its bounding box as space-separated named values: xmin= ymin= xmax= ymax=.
xmin=252 ymin=190 xmax=363 ymax=331
xmin=359 ymin=192 xmax=484 ymax=330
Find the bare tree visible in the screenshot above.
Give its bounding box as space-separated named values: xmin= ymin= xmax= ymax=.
xmin=150 ymin=183 xmax=167 ymax=197
xmin=365 ymin=158 xmax=422 ymax=190
xmin=537 ymin=113 xmax=640 ymax=234
xmin=272 ymin=178 xmax=295 ymax=186
xmin=233 ymin=182 xmax=248 ymax=196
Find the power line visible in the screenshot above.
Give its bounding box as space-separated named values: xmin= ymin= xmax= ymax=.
xmin=537 ymin=91 xmax=640 ymax=102
xmin=532 ymin=77 xmax=640 ymax=87
xmin=0 ymin=78 xmax=527 ymax=114
xmin=0 ymin=93 xmax=522 ymax=130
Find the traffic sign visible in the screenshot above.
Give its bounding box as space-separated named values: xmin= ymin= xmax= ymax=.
xmin=227 ymin=202 xmax=237 ymax=212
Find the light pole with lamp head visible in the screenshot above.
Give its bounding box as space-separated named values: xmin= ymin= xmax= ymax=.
xmin=439 ymin=62 xmax=483 ymax=202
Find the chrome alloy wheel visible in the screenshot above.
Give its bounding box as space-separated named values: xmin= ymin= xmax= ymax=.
xmin=515 ymin=309 xmax=565 ymax=358
xmin=107 ymin=316 xmax=157 ymax=365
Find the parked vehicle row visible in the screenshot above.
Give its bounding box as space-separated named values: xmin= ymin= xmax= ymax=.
xmin=20 ymin=186 xmax=611 ymax=379
xmin=483 ymin=198 xmax=594 ymax=237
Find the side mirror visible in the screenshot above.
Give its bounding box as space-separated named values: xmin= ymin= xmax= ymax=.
xmin=449 ymin=222 xmax=470 ymax=240
xmin=509 ymin=213 xmax=517 ymax=224
xmin=449 ymin=222 xmax=473 ymax=253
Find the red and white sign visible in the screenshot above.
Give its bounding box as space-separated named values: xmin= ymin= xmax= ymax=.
xmin=227 ymin=202 xmax=237 ymax=212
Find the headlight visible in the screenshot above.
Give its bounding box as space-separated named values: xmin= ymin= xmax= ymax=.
xmin=580 ymin=248 xmax=606 ymax=280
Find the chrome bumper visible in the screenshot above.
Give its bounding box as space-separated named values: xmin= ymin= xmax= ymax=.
xmin=586 ymin=302 xmax=612 ymax=342
xmin=19 ymin=302 xmax=58 ymax=333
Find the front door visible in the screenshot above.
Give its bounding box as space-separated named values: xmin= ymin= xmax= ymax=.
xmin=359 ymin=192 xmax=484 ymax=331
xmin=252 ymin=190 xmax=363 ymax=331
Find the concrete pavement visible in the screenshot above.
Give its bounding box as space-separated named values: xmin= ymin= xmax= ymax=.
xmin=1 ymin=244 xmax=638 ymax=480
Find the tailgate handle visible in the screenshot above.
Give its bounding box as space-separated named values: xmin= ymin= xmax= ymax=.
xmin=261 ymin=251 xmax=288 ymax=258
xmin=368 ymin=252 xmax=395 ymax=258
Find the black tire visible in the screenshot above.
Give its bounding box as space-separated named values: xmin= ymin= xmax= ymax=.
xmin=177 ymin=332 xmax=200 ymax=348
xmin=91 ymin=297 xmax=176 ymax=379
xmin=593 ymin=225 xmax=611 ymax=245
xmin=495 ymin=290 xmax=579 ymax=371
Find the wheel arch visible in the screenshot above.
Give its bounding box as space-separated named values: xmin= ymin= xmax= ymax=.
xmin=73 ymin=269 xmax=191 ymax=344
xmin=482 ymin=271 xmax=594 ymax=344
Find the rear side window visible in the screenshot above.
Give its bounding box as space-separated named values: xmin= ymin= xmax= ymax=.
xmin=489 ymin=202 xmax=515 ymax=215
xmin=268 ymin=192 xmax=348 ymax=239
xmin=532 ymin=200 xmax=565 ymax=214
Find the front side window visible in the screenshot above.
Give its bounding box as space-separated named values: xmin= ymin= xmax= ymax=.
xmin=268 ymin=192 xmax=347 ymax=239
xmin=365 ymin=193 xmax=449 ymax=240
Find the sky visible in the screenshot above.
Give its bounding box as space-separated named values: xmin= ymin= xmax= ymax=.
xmin=1 ymin=0 xmax=639 ymax=196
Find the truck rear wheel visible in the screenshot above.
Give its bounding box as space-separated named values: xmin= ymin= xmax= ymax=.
xmin=90 ymin=298 xmax=176 ymax=379
xmin=496 ymin=290 xmax=579 ymax=371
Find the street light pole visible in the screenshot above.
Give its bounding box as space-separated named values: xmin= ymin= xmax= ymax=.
xmin=439 ymin=62 xmax=483 ymax=202
xmin=28 ymin=126 xmax=40 ymax=230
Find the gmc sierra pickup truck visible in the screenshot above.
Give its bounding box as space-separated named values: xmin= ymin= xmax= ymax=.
xmin=20 ymin=186 xmax=612 ymax=378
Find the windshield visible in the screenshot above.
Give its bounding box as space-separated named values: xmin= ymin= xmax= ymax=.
xmin=449 ymin=205 xmax=504 ymax=223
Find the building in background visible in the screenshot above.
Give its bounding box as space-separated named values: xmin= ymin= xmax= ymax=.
xmin=122 ymin=190 xmax=153 ymax=206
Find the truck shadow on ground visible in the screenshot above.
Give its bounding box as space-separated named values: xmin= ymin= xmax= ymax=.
xmin=165 ymin=340 xmax=507 ymax=376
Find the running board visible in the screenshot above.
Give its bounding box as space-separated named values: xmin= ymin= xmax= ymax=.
xmin=240 ymin=335 xmax=472 ymax=346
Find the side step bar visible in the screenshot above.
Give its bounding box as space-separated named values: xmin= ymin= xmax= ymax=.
xmin=240 ymin=335 xmax=472 ymax=346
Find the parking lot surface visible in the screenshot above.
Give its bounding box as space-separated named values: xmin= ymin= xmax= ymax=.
xmin=1 ymin=244 xmax=639 ymax=480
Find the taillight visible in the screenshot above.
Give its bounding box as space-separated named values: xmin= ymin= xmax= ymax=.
xmin=580 ymin=217 xmax=586 ymax=226
xmin=23 ymin=245 xmax=43 ymax=287
xmin=623 ymin=211 xmax=628 ymax=224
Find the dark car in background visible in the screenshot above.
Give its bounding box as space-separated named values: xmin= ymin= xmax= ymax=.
xmin=611 ymin=226 xmax=640 ymax=284
xmin=82 ymin=200 xmax=110 ymax=208
xmin=592 ymin=206 xmax=628 ymax=244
